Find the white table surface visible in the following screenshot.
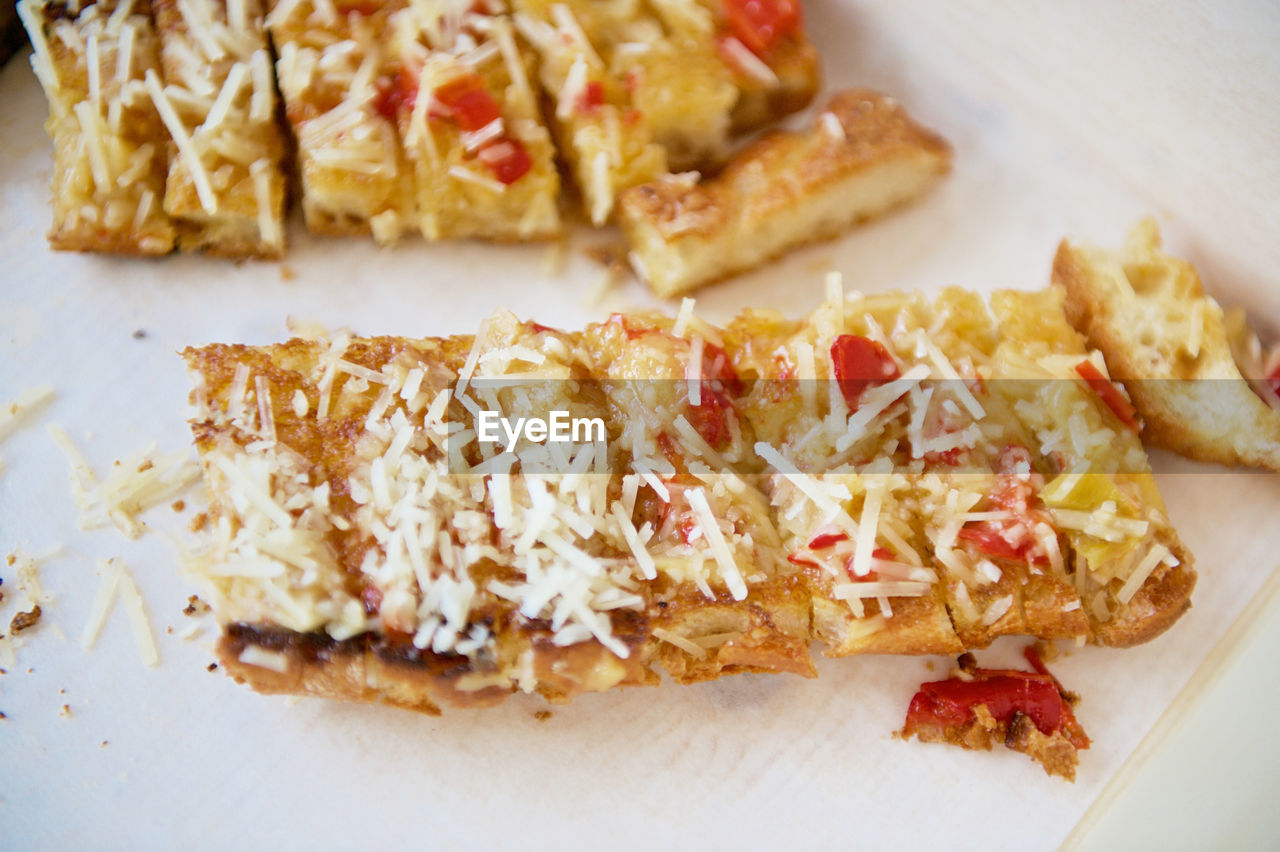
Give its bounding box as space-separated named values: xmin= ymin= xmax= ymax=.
xmin=2 ymin=1 xmax=1278 ymax=848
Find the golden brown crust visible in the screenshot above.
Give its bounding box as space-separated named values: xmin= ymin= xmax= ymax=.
xmin=618 ymin=88 xmax=952 ymax=297
xmin=728 ymin=35 xmax=822 ymax=133
xmin=31 ymin=0 xmax=178 ymax=255
xmin=905 ymin=703 xmax=1081 ymax=781
xmin=1054 ymin=222 xmax=1280 ymax=471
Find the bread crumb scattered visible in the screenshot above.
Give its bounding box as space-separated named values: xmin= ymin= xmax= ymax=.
xmin=188 ymin=512 xmax=209 ymax=533
xmin=171 ymin=499 xmax=185 ymax=512
xmin=533 ymin=710 xmax=553 ymax=722
xmin=183 ymin=596 xmax=210 ymax=617
xmin=132 ymin=329 xmax=147 ymax=340
xmin=280 ymin=264 xmax=297 ymax=281
xmin=207 ymin=662 xmax=218 ymax=672
xmin=100 ymin=740 xmax=109 ymax=747
xmin=59 ymin=704 xmax=71 ymax=718
xmin=10 ymin=605 xmax=41 ymax=633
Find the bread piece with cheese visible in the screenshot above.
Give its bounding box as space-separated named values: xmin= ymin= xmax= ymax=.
xmin=695 ymin=0 xmax=820 ymax=134
xmin=990 ymin=287 xmax=1197 ymax=647
xmin=382 ymin=4 xmax=561 ymax=241
xmin=581 ymin=308 xmax=815 ymax=682
xmin=150 ymin=0 xmax=288 ymax=258
xmin=618 ymin=89 xmax=952 ymax=298
xmin=184 ymin=289 xmax=1194 ymax=713
xmin=19 ymin=0 xmax=177 ymax=255
xmin=511 ymin=0 xmax=670 ymax=225
xmin=267 ymin=0 xmax=414 ymax=243
xmin=1055 ymin=219 xmax=1280 ymax=471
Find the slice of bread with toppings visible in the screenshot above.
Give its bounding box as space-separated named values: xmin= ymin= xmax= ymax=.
xmin=618 ymin=89 xmax=951 ymax=298
xmin=1055 ymin=219 xmax=1280 ymax=471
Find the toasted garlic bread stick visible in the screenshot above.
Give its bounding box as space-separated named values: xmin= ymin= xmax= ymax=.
xmin=183 ymin=286 xmax=1194 ymax=714
xmin=267 ymin=0 xmax=413 ymax=243
xmin=1055 ymin=219 xmax=1280 ymax=471
xmin=150 ymin=0 xmax=288 ymax=258
xmin=383 ymin=3 xmax=561 ymax=241
xmin=618 ymin=89 xmax=952 ymax=298
xmin=19 ymin=0 xmax=177 ymax=255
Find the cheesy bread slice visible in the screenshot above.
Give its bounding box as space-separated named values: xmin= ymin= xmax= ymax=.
xmin=19 ymin=0 xmax=177 ymax=255
xmin=619 ymin=89 xmax=952 ymax=298
xmin=150 ymin=0 xmax=288 ymax=257
xmin=267 ymin=0 xmax=414 ymax=242
xmin=184 ymin=287 xmax=1195 ymax=712
xmin=382 ymin=2 xmax=561 ymax=241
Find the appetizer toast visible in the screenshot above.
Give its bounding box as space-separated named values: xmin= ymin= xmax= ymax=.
xmin=21 ymin=0 xmax=840 ymax=271
xmin=1056 ymin=220 xmax=1280 ymax=471
xmin=183 ymin=286 xmax=1194 ymax=714
xmin=151 ymin=0 xmax=287 ymax=257
xmin=619 ymin=89 xmax=952 ymax=297
xmin=19 ymin=0 xmax=177 ymax=255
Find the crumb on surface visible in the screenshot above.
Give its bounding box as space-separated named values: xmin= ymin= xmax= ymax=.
xmin=171 ymin=500 xmax=185 ymax=512
xmin=132 ymin=329 xmax=147 ymax=339
xmin=59 ymin=704 xmax=71 ymax=718
xmin=280 ymin=264 xmax=297 ymax=281
xmin=189 ymin=512 xmax=209 ymax=533
xmin=533 ymin=710 xmax=553 ymax=722
xmin=10 ymin=605 xmax=41 ymax=633
xmin=183 ymin=595 xmax=210 ymax=617
xmin=101 ymin=740 xmax=108 ymax=747
xmin=207 ymin=662 xmax=218 ymax=672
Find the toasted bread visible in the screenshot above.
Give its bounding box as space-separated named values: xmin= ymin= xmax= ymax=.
xmin=382 ymin=8 xmax=561 ymax=241
xmin=151 ymin=0 xmax=288 ymax=258
xmin=266 ymin=0 xmax=414 ymax=243
xmin=19 ymin=0 xmax=177 ymax=255
xmin=618 ymin=89 xmax=951 ymax=298
xmin=183 ymin=287 xmax=1194 ymax=712
xmin=1054 ymin=219 xmax=1280 ymax=471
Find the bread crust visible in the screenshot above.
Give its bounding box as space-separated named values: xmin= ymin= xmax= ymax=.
xmin=1054 ymin=221 xmax=1280 ymax=471
xmin=618 ymin=88 xmax=951 ymax=297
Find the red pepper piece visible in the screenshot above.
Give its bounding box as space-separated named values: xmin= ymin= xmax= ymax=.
xmin=722 ymin=0 xmax=802 ymax=55
xmin=906 ymin=673 xmax=1064 ymax=736
xmin=831 ymin=334 xmax=900 ymax=411
xmin=576 ymin=80 xmax=606 ymax=113
xmin=476 ymin=138 xmax=532 ymax=184
xmin=374 ymin=67 xmax=418 ymax=122
xmin=1075 ymin=359 xmax=1140 ymax=431
xmin=432 ymin=73 xmax=501 ymax=131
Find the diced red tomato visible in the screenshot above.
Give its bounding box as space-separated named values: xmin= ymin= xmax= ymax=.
xmin=476 ymin=138 xmax=532 ymax=184
xmin=808 ymin=530 xmax=849 ymax=549
xmin=1075 ymin=359 xmax=1140 ymax=431
xmin=957 ymin=525 xmax=1046 ymax=565
xmin=923 ymin=447 xmax=965 ymax=467
xmin=687 ymin=387 xmax=733 ymax=449
xmin=787 ymin=551 xmax=820 ymax=568
xmin=722 ymin=0 xmax=802 ymax=55
xmin=831 ymin=334 xmax=901 ymax=411
xmin=526 ymin=321 xmax=562 ymax=335
xmin=374 ymin=67 xmax=418 ymax=122
xmin=686 ymin=341 xmax=744 ymax=450
xmin=432 ymin=73 xmax=501 ymax=131
xmin=906 ymin=673 xmax=1064 ymax=736
xmin=576 ymin=80 xmax=606 ymax=114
